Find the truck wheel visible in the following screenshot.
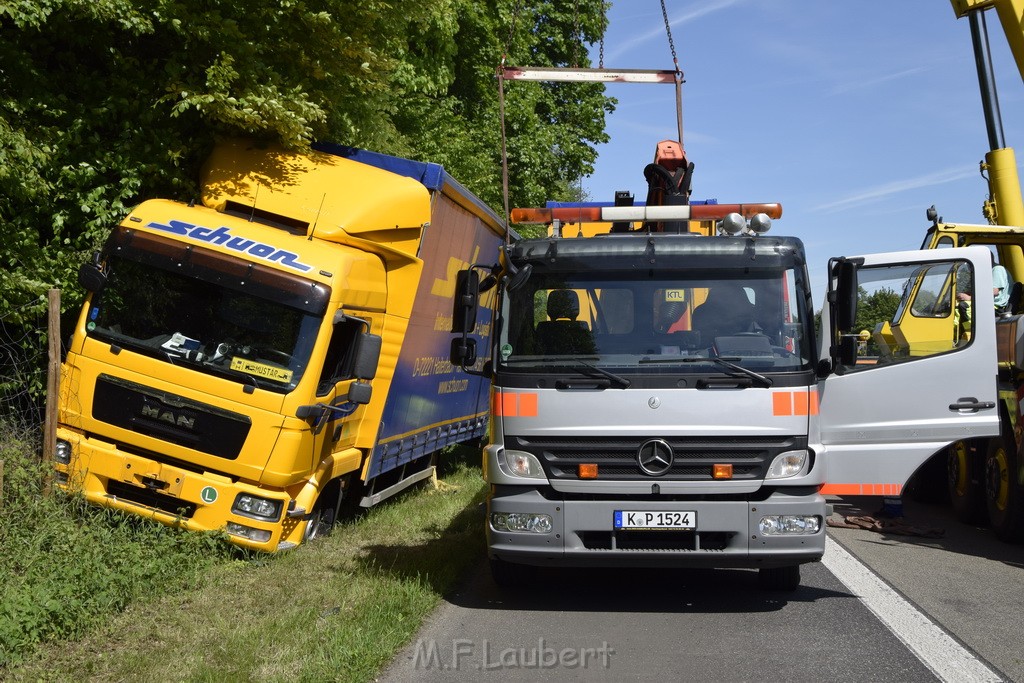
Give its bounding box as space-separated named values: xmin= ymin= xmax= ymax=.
xmin=985 ymin=433 xmax=1024 ymax=542
xmin=947 ymin=440 xmax=986 ymax=524
xmin=489 ymin=557 xmax=536 ymax=588
xmin=905 ymin=453 xmax=949 ymax=504
xmin=758 ymin=565 xmax=800 ymax=591
xmin=303 ymin=480 xmax=341 ymax=543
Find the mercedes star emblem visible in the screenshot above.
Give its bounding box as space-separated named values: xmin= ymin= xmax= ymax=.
xmin=637 ymin=439 xmax=673 ymax=476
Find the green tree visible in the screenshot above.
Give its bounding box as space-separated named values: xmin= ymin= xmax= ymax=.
xmin=854 ymin=286 xmax=901 ymax=354
xmin=0 ymin=0 xmax=613 ymax=406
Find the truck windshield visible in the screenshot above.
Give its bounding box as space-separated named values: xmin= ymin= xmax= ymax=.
xmin=497 ymin=268 xmax=813 ymax=377
xmin=85 ymin=253 xmax=323 ymax=393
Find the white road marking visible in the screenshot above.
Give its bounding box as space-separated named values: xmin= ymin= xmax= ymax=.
xmin=823 ymin=539 xmax=1003 ymax=683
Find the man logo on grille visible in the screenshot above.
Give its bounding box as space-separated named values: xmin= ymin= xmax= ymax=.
xmin=637 ymin=439 xmax=673 ymax=476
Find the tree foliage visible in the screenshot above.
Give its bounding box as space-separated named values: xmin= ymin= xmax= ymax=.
xmin=854 ymin=286 xmax=902 ymax=336
xmin=0 ymin=0 xmax=614 ymax=330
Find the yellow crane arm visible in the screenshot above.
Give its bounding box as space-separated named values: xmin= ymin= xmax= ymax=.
xmin=950 ymin=0 xmax=1024 ymax=236
xmin=952 ymin=0 xmax=1024 ymax=86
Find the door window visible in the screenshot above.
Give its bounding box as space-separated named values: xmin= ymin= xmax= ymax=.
xmin=834 ymin=258 xmax=973 ymax=371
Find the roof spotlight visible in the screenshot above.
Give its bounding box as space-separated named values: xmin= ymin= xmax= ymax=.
xmin=748 ymin=213 xmax=772 ymax=234
xmin=720 ymin=212 xmax=746 ymax=235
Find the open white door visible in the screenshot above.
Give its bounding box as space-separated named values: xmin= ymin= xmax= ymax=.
xmin=818 ymin=246 xmax=1000 ymax=495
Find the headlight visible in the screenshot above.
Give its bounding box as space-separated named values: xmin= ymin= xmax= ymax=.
xmin=500 ymin=449 xmax=546 ymax=479
xmin=765 ymin=450 xmax=808 ymax=479
xmin=759 ymin=515 xmax=821 ymax=535
xmin=54 ymin=439 xmax=72 ymax=465
xmin=491 ymin=512 xmax=553 ymax=534
xmin=232 ymin=494 xmax=283 ymax=521
xmin=225 ymin=521 xmax=273 ymax=543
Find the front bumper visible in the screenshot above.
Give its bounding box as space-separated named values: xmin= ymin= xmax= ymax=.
xmin=486 ymin=485 xmax=825 ymax=568
xmin=54 ymin=429 xmax=305 ymax=552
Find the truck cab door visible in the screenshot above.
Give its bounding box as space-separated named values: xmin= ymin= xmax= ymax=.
xmin=818 ymin=246 xmax=999 ymax=495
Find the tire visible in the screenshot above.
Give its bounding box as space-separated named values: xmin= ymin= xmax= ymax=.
xmin=303 ymin=481 xmax=341 ymax=543
xmin=985 ymin=431 xmax=1024 ymax=542
xmin=947 ymin=440 xmax=986 ymax=524
xmin=489 ymin=557 xmax=536 ymax=588
xmin=905 ymin=453 xmax=949 ymax=504
xmin=758 ymin=565 xmax=800 ymax=591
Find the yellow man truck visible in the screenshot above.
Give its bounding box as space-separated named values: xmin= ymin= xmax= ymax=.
xmin=450 ymin=143 xmax=1001 ymax=590
xmin=54 ymin=139 xmax=504 ymax=551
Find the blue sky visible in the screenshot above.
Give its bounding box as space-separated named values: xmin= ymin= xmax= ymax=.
xmin=581 ymin=1 xmax=1024 ymax=302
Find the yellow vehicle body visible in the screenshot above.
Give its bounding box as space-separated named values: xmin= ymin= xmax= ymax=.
xmin=56 ymin=140 xmax=505 ymax=551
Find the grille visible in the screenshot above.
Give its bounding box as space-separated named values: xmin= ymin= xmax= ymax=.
xmin=93 ymin=374 xmax=251 ymax=460
xmin=511 ymin=435 xmax=804 ymax=481
xmin=107 ymin=480 xmax=198 ymax=519
xmin=579 ymin=530 xmax=733 ymax=551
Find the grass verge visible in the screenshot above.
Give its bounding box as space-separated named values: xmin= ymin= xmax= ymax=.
xmin=0 ymin=418 xmax=236 ymax=669
xmin=3 ymin=439 xmax=487 ymax=682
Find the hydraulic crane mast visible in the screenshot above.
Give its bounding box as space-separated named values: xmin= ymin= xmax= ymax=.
xmin=951 ymin=0 xmax=1024 ymax=275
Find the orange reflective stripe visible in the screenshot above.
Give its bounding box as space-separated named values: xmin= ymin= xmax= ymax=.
xmin=793 ymin=392 xmax=809 ymax=416
xmin=821 ymin=483 xmax=903 ymax=496
xmin=773 ymin=392 xmax=792 ymax=416
xmin=493 ymin=392 xmax=539 ymax=417
xmin=772 ymin=390 xmax=819 ymax=416
xmin=503 ymin=394 xmax=519 ymax=416
xmin=518 ymin=393 xmax=538 ymax=417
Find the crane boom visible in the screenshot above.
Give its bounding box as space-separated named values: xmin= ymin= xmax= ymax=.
xmin=950 ymin=0 xmax=1024 ymax=280
xmin=952 ymin=0 xmax=1024 ymax=85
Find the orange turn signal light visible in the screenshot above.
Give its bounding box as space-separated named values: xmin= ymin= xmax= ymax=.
xmin=712 ymin=464 xmax=733 ymax=479
xmin=579 ymin=463 xmax=599 ymax=479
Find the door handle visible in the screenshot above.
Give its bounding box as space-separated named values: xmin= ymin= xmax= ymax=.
xmin=949 ymin=397 xmax=996 ymax=412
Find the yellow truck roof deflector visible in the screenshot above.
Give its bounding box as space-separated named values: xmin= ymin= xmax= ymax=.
xmin=201 ymin=139 xmax=432 ymax=241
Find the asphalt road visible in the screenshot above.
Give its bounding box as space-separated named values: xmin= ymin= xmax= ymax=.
xmin=378 ymin=495 xmax=1023 ymax=682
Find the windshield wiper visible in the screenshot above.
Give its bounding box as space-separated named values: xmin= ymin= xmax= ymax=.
xmin=640 ymin=355 xmax=772 ymax=387
xmin=702 ymin=356 xmax=772 ymax=387
xmin=502 ymin=356 xmax=630 ymax=388
xmin=560 ymin=358 xmax=631 ymax=388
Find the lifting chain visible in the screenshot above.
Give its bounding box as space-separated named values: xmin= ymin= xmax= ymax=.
xmin=659 ymin=0 xmax=685 ymax=147
xmin=659 ymin=0 xmax=680 ymax=75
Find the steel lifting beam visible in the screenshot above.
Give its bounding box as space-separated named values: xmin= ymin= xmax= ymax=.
xmin=500 ymin=66 xmax=680 ymax=84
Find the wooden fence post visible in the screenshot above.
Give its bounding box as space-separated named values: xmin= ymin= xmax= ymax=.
xmin=42 ymin=288 xmax=60 ymax=495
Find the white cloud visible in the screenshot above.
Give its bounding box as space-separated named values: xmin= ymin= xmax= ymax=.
xmin=604 ymin=0 xmax=748 ymax=63
xmin=829 ymin=66 xmax=931 ymax=96
xmin=810 ymin=166 xmax=978 ymax=213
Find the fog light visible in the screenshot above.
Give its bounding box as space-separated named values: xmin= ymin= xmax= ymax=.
xmin=232 ymin=494 xmax=283 ymax=521
xmin=758 ymin=515 xmax=821 ymax=535
xmin=54 ymin=439 xmax=72 ymax=464
xmin=491 ymin=512 xmax=553 ymax=534
xmin=501 ymin=449 xmax=545 ymax=479
xmin=225 ymin=521 xmax=273 ymax=543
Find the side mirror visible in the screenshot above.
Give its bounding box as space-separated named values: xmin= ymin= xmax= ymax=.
xmin=348 ymin=381 xmax=373 ymax=405
xmin=352 ymin=333 xmax=382 ymax=380
xmin=77 ymin=252 xmax=107 ymax=292
xmin=451 ymin=269 xmax=480 ymax=334
xmin=450 ymin=337 xmax=477 ymax=367
xmin=506 ymin=263 xmax=533 ymax=292
xmin=831 ymin=259 xmax=859 ymax=331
